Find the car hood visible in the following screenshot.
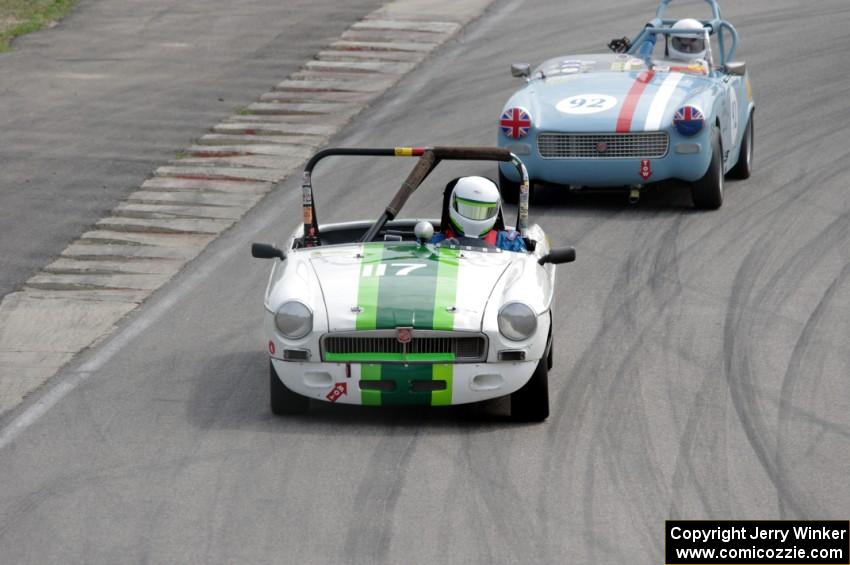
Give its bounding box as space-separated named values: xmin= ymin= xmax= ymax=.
xmin=308 ymin=242 xmax=515 ymax=332
xmin=510 ymin=63 xmax=712 ymax=133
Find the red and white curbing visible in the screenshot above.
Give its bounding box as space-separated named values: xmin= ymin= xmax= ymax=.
xmin=0 ymin=0 xmax=496 ymax=416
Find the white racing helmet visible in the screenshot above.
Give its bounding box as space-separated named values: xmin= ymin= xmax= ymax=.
xmin=669 ymin=18 xmax=707 ymax=61
xmin=448 ymin=176 xmax=500 ymax=238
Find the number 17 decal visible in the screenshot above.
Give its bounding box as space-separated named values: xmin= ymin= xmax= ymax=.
xmin=362 ymin=263 xmax=427 ymax=277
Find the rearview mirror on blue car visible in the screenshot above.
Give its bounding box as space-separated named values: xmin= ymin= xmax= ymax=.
xmin=725 ymin=61 xmax=747 ymax=76
xmin=511 ymin=63 xmax=531 ymax=78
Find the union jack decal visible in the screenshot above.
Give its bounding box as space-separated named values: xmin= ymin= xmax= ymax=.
xmin=500 ymin=107 xmax=532 ymax=139
xmin=673 ymin=106 xmax=705 ymax=136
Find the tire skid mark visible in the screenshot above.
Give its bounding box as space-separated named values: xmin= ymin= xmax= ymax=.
xmin=459 ymin=430 xmax=551 ymax=564
xmin=0 ymin=443 xmax=265 ymax=550
xmin=589 ymin=217 xmax=686 ymax=556
xmin=671 ymin=139 xmax=846 ymax=516
xmin=541 ymin=159 xmax=844 ymax=541
xmin=667 ymin=364 xmax=732 ymax=518
xmin=776 ymin=264 xmax=850 ymax=517
xmin=437 ymin=439 xmax=496 ymax=565
xmin=342 ymin=423 xmax=420 ymax=565
xmin=723 ymin=206 xmax=850 ymax=518
xmin=723 ymin=237 xmax=805 ymax=517
xmin=0 ymin=485 xmax=56 ymax=541
xmin=543 ymin=213 xmax=683 ymax=562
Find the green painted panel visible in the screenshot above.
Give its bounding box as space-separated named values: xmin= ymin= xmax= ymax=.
xmin=360 ymin=364 xmax=382 ymax=406
xmin=431 ymin=364 xmax=453 ymax=406
xmin=379 ymin=364 xmax=433 ymax=406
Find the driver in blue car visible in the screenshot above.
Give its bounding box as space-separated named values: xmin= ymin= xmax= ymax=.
xmin=430 ymin=176 xmax=526 ymax=252
xmin=662 ymin=18 xmax=709 ymax=73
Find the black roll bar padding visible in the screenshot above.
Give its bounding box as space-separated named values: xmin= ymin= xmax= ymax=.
xmin=430 ymin=146 xmax=512 ymax=162
xmin=386 ymin=151 xmax=438 ymax=218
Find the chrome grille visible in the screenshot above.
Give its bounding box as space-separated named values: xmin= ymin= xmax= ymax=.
xmin=321 ymin=330 xmax=487 ymax=363
xmin=537 ymin=132 xmax=669 ymax=159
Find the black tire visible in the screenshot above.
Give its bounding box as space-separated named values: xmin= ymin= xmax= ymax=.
xmin=728 ymin=114 xmax=754 ymax=180
xmin=498 ymin=167 xmax=521 ymax=204
xmin=510 ymin=357 xmax=549 ymax=422
xmin=270 ymin=361 xmax=309 ymax=415
xmin=691 ymin=129 xmax=724 ymax=210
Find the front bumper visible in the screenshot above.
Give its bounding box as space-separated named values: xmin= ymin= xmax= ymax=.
xmin=499 ymin=131 xmax=712 ymax=187
xmin=271 ymin=358 xmax=538 ymax=406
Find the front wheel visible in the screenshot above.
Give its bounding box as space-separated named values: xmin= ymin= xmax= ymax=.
xmin=498 ymin=167 xmax=521 ymax=204
xmin=270 ymin=361 xmax=309 ymax=415
xmin=691 ymin=129 xmax=724 ymax=210
xmin=510 ymin=357 xmax=549 ymax=422
xmin=728 ymin=114 xmax=754 ymax=180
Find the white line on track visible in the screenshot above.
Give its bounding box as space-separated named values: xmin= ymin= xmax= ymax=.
xmin=0 ymin=187 xmax=299 ymax=451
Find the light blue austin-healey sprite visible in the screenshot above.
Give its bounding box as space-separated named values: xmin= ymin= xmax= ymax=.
xmin=497 ymin=0 xmax=754 ymax=209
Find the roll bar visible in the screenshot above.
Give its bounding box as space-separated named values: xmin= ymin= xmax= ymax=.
xmin=300 ymin=147 xmax=530 ymax=246
xmin=629 ymin=0 xmax=738 ymax=65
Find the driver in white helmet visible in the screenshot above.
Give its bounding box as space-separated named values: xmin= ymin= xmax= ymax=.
xmin=430 ymin=176 xmax=526 ymax=252
xmin=662 ymin=18 xmax=709 ymax=73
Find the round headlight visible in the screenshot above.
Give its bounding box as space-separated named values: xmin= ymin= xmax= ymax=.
xmin=498 ymin=302 xmax=537 ymax=341
xmin=275 ymin=301 xmax=312 ymax=339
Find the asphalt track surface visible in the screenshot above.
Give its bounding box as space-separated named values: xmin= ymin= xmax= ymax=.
xmin=1 ymin=0 xmax=849 ymax=563
xmin=0 ymin=0 xmax=381 ymax=300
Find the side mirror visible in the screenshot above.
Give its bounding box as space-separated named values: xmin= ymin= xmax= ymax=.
xmin=538 ymin=247 xmax=576 ymax=266
xmin=511 ymin=63 xmax=531 ymax=78
xmin=725 ymin=61 xmax=747 ymax=76
xmin=251 ymin=243 xmax=285 ymax=260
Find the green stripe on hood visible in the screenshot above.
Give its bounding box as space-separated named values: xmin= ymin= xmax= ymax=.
xmin=375 ymin=244 xmax=439 ymax=329
xmin=355 ymin=243 xmax=460 ymax=330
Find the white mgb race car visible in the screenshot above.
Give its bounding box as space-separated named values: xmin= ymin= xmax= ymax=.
xmin=251 ymin=146 xmax=576 ymax=421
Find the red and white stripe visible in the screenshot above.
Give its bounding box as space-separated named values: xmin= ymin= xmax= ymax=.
xmin=644 ymin=73 xmax=684 ymax=131
xmin=616 ymin=71 xmax=655 ymax=133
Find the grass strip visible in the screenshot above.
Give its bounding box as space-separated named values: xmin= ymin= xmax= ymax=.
xmin=0 ymin=0 xmax=78 ymax=52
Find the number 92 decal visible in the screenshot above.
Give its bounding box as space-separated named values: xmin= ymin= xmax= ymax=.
xmin=556 ymin=94 xmax=618 ymax=115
